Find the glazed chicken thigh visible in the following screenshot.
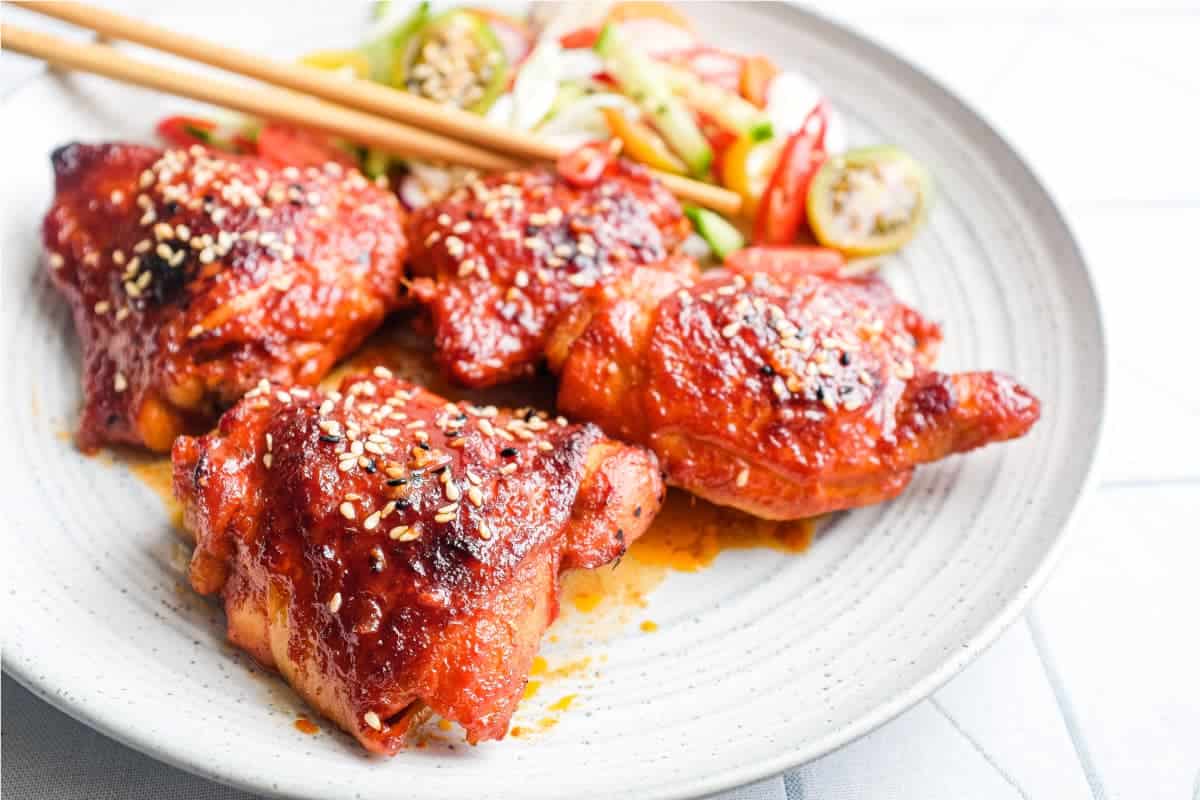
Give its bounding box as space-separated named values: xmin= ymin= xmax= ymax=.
xmin=547 ymin=264 xmax=1040 ymax=519
xmin=173 ymin=371 xmax=662 ymax=752
xmin=43 ymin=143 xmax=407 ymax=451
xmin=407 ymin=159 xmax=696 ymax=388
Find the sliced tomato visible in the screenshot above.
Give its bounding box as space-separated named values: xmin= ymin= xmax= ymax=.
xmin=663 ymin=46 xmax=743 ymax=92
xmin=255 ymin=124 xmax=356 ymax=169
xmin=557 ymin=141 xmax=613 ymax=188
xmin=725 ymin=246 xmax=845 ymax=283
xmin=560 ymin=27 xmax=601 ymax=49
xmin=753 ymin=102 xmax=828 ymax=244
xmin=740 ymin=55 xmax=778 ymax=108
xmin=156 ymin=115 xmax=219 ymax=149
xmin=696 ymin=111 xmax=737 ymax=183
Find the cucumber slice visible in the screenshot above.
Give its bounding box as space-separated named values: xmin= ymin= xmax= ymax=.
xmin=594 ymin=25 xmax=712 ymax=177
xmin=685 ymin=205 xmax=745 ymax=262
xmin=659 ymin=62 xmax=773 ymax=142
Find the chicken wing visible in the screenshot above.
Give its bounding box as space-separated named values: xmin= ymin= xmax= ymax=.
xmin=173 ymin=371 xmax=663 ymax=752
xmin=547 ymin=265 xmax=1040 ymax=520
xmin=407 ymin=160 xmax=696 ymax=388
xmin=43 ymin=143 xmax=408 ymax=451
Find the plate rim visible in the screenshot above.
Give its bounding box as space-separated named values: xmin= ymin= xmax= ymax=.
xmin=1 ymin=3 xmax=1108 ymax=798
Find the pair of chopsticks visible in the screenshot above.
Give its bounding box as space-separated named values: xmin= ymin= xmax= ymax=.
xmin=2 ymin=1 xmax=743 ymax=216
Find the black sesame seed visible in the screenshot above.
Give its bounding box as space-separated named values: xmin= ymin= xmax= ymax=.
xmin=815 ymin=385 xmax=825 ymax=401
xmin=386 ymin=478 xmax=407 ymax=487
xmin=500 ymin=447 xmax=518 ymax=457
xmin=416 ymin=442 xmax=430 ymax=451
xmin=364 ymin=459 xmax=377 ymax=473
xmin=759 ymin=364 xmax=775 ymax=377
xmin=319 ymin=433 xmax=342 ymax=443
xmin=840 ymin=352 xmax=852 ymax=366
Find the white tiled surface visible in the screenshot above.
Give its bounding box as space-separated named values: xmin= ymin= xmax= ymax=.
xmin=2 ymin=3 xmax=1198 ymax=799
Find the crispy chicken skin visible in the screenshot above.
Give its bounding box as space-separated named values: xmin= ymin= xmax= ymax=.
xmin=547 ymin=265 xmax=1040 ymax=520
xmin=407 ymin=160 xmax=696 ymax=388
xmin=173 ymin=371 xmax=663 ymax=753
xmin=43 ymin=143 xmax=407 ymax=452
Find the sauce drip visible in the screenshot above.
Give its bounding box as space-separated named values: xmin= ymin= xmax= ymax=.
xmin=114 ymin=321 xmax=818 ymax=742
xmin=293 ymin=716 xmax=319 ymax=735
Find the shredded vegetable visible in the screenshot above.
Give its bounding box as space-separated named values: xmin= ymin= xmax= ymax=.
xmin=154 ymin=1 xmax=928 ymax=257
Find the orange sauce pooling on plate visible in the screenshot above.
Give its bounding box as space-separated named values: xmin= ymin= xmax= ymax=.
xmin=293 ymin=716 xmax=319 ymax=735
xmin=110 ymin=322 xmax=819 ymax=740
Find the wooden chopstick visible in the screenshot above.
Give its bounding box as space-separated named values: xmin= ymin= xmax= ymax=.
xmin=11 ymin=0 xmax=743 ymax=216
xmin=2 ymin=24 xmax=520 ymax=173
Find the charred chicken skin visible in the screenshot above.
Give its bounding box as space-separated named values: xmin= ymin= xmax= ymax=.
xmin=173 ymin=371 xmax=663 ymax=753
xmin=407 ymin=159 xmax=696 ymax=388
xmin=43 ymin=143 xmax=407 ymax=452
xmin=547 ymin=264 xmax=1040 ymax=520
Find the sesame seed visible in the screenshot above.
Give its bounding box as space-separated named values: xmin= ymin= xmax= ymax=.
xmin=537 ymin=441 xmax=553 ymax=452
xmin=363 ymin=511 xmax=381 ymax=530
xmin=48 ymin=253 xmax=64 ymax=269
xmin=499 ymin=463 xmax=517 ymax=475
xmin=722 ymin=322 xmax=741 ymax=338
xmin=437 ymin=503 xmax=458 ymax=515
xmin=434 ymin=512 xmax=455 ymax=524
xmin=113 ymin=372 xmax=128 ymax=392
xmin=736 ymin=467 xmax=750 ymax=487
xmin=112 ymin=250 xmax=125 ymax=265
xmin=363 ymin=711 xmax=382 ymax=731
xmin=445 ymin=482 xmax=460 ymax=502
xmin=93 ymin=301 xmax=111 ymax=314
xmin=467 ymin=486 xmax=483 ymax=507
xmin=390 ymin=525 xmax=419 ymax=541
xmin=262 ymin=453 xmax=273 ymax=469
xmin=275 ymin=390 xmax=291 ymax=404
xmin=478 ymin=521 xmax=492 ymax=540
xmin=339 ymin=502 xmax=356 ymax=520
xmin=116 ymin=307 xmax=130 ymax=321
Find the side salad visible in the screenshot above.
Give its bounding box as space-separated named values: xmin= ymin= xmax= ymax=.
xmin=155 ymin=1 xmax=931 ymax=263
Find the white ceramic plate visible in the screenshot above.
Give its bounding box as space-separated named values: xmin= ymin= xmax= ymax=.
xmin=1 ymin=3 xmax=1105 ymax=798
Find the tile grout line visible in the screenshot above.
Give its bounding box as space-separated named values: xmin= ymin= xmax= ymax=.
xmin=1025 ymin=613 xmax=1109 ymax=800
xmin=929 ymin=697 xmax=1031 ymax=800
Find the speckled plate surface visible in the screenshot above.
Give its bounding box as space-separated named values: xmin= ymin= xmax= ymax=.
xmin=0 ymin=3 xmax=1105 ymax=799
